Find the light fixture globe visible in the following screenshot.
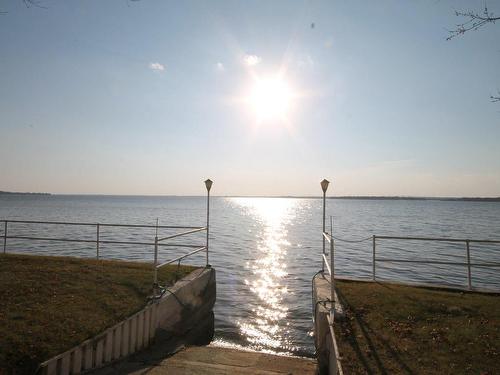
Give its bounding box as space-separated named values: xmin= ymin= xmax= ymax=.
xmin=320 ymin=179 xmax=330 ymax=193
xmin=204 ymin=179 xmax=213 ymax=192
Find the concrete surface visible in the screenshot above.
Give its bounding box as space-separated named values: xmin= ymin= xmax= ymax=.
xmin=313 ymin=272 xmax=343 ymax=375
xmin=155 ymin=267 xmax=216 ymax=345
xmin=138 ymin=346 xmax=317 ymax=375
xmin=38 ymin=267 xmax=217 ymax=375
xmin=93 ymin=342 xmax=317 ymax=375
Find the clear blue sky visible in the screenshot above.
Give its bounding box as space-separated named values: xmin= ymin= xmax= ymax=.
xmin=1 ymin=0 xmax=499 ymax=196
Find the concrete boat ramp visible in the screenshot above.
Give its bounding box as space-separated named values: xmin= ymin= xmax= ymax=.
xmin=95 ymin=345 xmax=317 ymax=375
xmin=147 ymin=346 xmax=317 ymax=375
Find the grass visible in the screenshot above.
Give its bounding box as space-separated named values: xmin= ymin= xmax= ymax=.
xmin=335 ymin=280 xmax=499 ymax=375
xmin=0 ymin=253 xmax=196 ymax=375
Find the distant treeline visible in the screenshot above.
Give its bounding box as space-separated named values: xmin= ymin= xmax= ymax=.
xmin=0 ymin=192 xmax=498 ymax=201
xmin=330 ymin=196 xmax=500 ymax=202
xmin=226 ymin=195 xmax=500 ymax=201
xmin=0 ymin=191 xmax=51 ymax=196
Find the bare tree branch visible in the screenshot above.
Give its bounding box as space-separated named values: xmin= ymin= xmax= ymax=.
xmin=447 ymin=6 xmax=499 ymax=40
xmin=1 ymin=0 xmax=47 ymax=14
xmin=23 ymin=0 xmax=47 ymax=9
xmin=447 ymin=6 xmax=499 ymax=105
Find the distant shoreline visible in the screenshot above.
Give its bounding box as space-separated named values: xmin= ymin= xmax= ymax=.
xmin=0 ymin=191 xmax=51 ymax=196
xmin=1 ymin=191 xmax=499 ymax=202
xmin=330 ymin=196 xmax=500 ymax=202
xmin=229 ymin=196 xmax=500 ymax=202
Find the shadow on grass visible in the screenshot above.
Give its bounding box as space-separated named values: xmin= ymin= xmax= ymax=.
xmin=336 ymin=286 xmax=415 ymax=375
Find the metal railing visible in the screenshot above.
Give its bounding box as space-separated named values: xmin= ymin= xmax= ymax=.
xmin=326 ymin=313 xmax=344 ymax=375
xmin=152 ymin=226 xmax=208 ymax=296
xmin=0 ymin=219 xmax=205 ymax=257
xmin=1 ymin=219 xmax=209 ymax=294
xmin=322 ymin=231 xmax=335 ymax=314
xmin=320 ymin=180 xmax=343 ymax=375
xmin=1 ymin=179 xmax=214 ymax=295
xmin=320 ymin=229 xmax=500 ymax=374
xmin=319 ymin=178 xmax=500 ymax=374
xmin=372 ymin=235 xmax=500 ymax=290
xmin=321 ymin=229 xmax=344 ymax=375
xmin=151 ymin=179 xmax=213 ymax=296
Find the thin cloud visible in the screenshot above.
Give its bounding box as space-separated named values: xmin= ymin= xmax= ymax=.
xmin=149 ymin=62 xmax=165 ymax=71
xmin=243 ymin=54 xmax=262 ymax=66
xmin=216 ymin=62 xmax=225 ymax=72
xmin=297 ymin=55 xmax=314 ymax=68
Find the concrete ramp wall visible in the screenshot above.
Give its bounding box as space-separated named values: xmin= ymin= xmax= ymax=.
xmin=37 ymin=267 xmax=216 ymax=375
xmin=313 ymin=273 xmax=343 ymax=375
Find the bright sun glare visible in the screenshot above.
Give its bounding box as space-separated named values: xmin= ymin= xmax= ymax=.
xmin=248 ymin=76 xmax=292 ymax=122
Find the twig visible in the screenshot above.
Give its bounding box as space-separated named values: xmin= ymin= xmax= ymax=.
xmin=23 ymin=0 xmax=47 ymax=9
xmin=447 ymin=6 xmax=499 ymax=40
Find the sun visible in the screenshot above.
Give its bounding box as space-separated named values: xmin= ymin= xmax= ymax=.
xmin=248 ymin=76 xmax=292 ymax=122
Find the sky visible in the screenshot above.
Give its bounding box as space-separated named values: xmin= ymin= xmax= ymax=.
xmin=0 ymin=0 xmax=499 ymax=196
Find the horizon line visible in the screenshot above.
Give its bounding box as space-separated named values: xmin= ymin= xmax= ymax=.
xmin=1 ymin=191 xmax=500 ymax=201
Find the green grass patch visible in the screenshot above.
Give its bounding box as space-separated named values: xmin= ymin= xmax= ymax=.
xmin=335 ymin=280 xmax=499 ymax=375
xmin=0 ymin=253 xmax=197 ymax=374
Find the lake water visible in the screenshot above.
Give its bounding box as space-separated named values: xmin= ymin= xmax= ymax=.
xmin=1 ymin=195 xmax=499 ymax=356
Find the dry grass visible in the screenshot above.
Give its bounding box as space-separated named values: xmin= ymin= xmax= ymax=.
xmin=335 ymin=280 xmax=499 ymax=375
xmin=0 ymin=253 xmax=196 ymax=374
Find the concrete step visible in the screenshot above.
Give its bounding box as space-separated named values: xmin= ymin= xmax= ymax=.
xmin=147 ymin=346 xmax=317 ymax=375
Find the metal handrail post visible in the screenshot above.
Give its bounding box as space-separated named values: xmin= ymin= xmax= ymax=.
xmin=153 ymin=236 xmax=159 ymax=297
xmin=330 ymin=216 xmax=334 ymax=276
xmin=372 ymin=235 xmax=376 ymax=281
xmin=466 ymin=240 xmax=472 ymax=290
xmin=331 ymin=237 xmax=335 ymax=279
xmin=3 ymin=221 xmax=7 ymax=253
xmin=330 ymin=236 xmax=335 ymax=322
xmin=96 ymin=223 xmax=100 ymax=260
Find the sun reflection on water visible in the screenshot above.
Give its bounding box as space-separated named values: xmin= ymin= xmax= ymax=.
xmin=231 ymin=197 xmax=299 ymax=352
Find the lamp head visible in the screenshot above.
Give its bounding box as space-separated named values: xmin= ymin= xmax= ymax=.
xmin=204 ymin=179 xmax=213 ymax=192
xmin=320 ymin=179 xmax=330 ymax=193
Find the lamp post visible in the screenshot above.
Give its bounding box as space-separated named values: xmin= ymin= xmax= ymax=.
xmin=204 ymin=179 xmax=213 ymax=267
xmin=321 ymin=179 xmax=330 ymax=259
